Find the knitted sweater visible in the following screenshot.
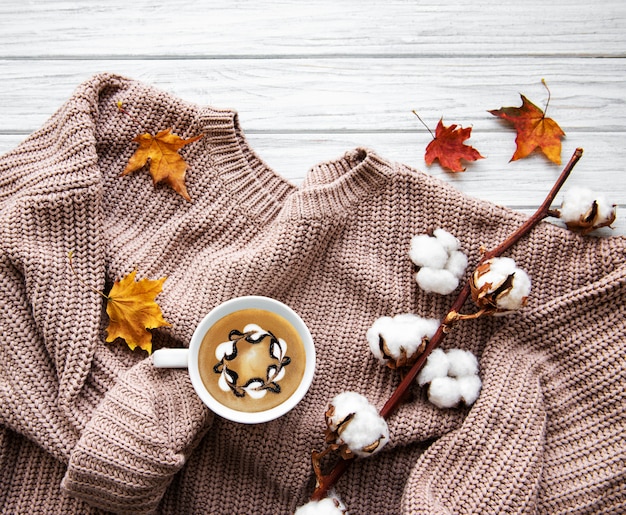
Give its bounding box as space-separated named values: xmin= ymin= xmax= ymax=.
xmin=0 ymin=73 xmax=624 ymax=515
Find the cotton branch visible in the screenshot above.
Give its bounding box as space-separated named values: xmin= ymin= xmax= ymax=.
xmin=311 ymin=147 xmax=584 ymax=501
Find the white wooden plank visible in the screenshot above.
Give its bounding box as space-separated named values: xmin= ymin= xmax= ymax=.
xmin=2 ymin=132 xmax=623 ymax=235
xmin=0 ymin=58 xmax=625 ymax=133
xmin=0 ymin=0 xmax=625 ymax=57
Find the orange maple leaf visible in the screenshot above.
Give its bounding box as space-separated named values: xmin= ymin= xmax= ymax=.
xmin=105 ymin=269 xmax=171 ymax=354
xmin=123 ymin=129 xmax=203 ymax=201
xmin=424 ymin=118 xmax=484 ymax=172
xmin=489 ymin=90 xmax=565 ymax=165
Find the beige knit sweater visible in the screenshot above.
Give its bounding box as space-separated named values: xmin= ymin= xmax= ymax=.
xmin=0 ymin=74 xmax=624 ymax=514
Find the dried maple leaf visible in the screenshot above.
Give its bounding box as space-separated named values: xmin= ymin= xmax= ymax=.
xmin=105 ymin=269 xmax=171 ymax=354
xmin=489 ymin=83 xmax=565 ymax=164
xmin=123 ymin=129 xmax=203 ymax=201
xmin=423 ymin=117 xmax=484 ymax=173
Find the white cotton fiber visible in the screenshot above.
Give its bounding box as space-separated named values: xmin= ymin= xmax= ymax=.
xmin=433 ymin=228 xmax=461 ymax=253
xmin=416 ymin=348 xmax=449 ymax=386
xmin=559 ymin=186 xmax=595 ymax=222
xmin=328 ymin=392 xmax=371 ymax=426
xmin=445 ymin=250 xmax=469 ymax=278
xmin=367 ymin=314 xmax=439 ymax=365
xmin=409 ymin=234 xmax=449 ymax=269
xmin=409 ymin=229 xmax=468 ymax=295
xmin=479 ymin=256 xmax=516 ymax=283
xmin=417 ymin=348 xmax=482 ymax=409
xmin=559 ymin=186 xmax=615 ymax=223
xmin=446 ymin=349 xmax=479 ymax=377
xmin=457 ymin=375 xmax=482 ymax=406
xmin=294 ymin=495 xmax=346 ymax=515
xmin=415 ymin=267 xmax=459 ymax=295
xmin=427 ymin=376 xmax=462 ymax=408
xmin=496 ymin=267 xmax=531 ymax=311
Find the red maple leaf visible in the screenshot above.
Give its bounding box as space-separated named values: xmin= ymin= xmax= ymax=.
xmin=424 ymin=118 xmax=484 ymax=172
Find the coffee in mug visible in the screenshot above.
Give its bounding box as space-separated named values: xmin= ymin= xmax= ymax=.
xmin=198 ymin=308 xmax=306 ymax=413
xmin=152 ymin=296 xmax=315 ymax=424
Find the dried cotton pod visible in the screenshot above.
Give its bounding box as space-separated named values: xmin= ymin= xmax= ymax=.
xmin=555 ymin=186 xmax=616 ymax=235
xmin=366 ymin=314 xmax=439 ymax=369
xmin=409 ymin=228 xmax=468 ymax=295
xmin=324 ymin=392 xmax=389 ymax=459
xmin=470 ymin=257 xmax=531 ymax=314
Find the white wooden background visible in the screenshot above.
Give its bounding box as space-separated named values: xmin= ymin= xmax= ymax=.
xmin=1 ymin=0 xmax=625 ymax=234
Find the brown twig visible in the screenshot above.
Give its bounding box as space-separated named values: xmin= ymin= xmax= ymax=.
xmin=311 ymin=147 xmax=583 ymax=501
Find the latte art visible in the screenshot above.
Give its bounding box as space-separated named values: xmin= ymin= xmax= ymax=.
xmin=198 ymin=308 xmax=306 ymax=413
xmin=213 ymin=324 xmax=292 ymax=399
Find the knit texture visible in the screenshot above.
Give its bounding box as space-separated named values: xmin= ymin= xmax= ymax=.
xmin=1 ymin=73 xmax=624 ymax=514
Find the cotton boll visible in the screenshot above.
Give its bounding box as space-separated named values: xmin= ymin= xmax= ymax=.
xmin=326 ymin=392 xmax=389 ymax=457
xmin=417 ymin=348 xmax=449 ymax=386
xmin=433 ymin=228 xmax=460 ymax=253
xmin=427 ymin=376 xmax=462 ymax=408
xmin=446 ymin=349 xmax=479 ymax=378
xmin=327 ymin=392 xmax=371 ymax=430
xmin=410 ymin=229 xmax=468 ymax=295
xmin=457 ymin=375 xmax=482 ymax=406
xmin=367 ymin=314 xmax=439 ymax=368
xmin=563 ymin=186 xmax=597 ymax=221
xmin=294 ymin=495 xmax=347 ymax=515
xmin=558 ymin=186 xmax=617 ymax=234
xmin=559 ymin=186 xmax=596 ymax=222
xmin=417 ymin=348 xmax=482 ymax=408
xmin=366 ymin=316 xmax=395 ymax=363
xmin=409 ymin=234 xmax=449 ymax=269
xmin=338 ymin=407 xmax=390 ymax=458
xmin=471 ymin=257 xmax=531 ymax=312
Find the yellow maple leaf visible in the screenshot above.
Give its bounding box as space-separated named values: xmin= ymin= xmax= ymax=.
xmin=122 ymin=128 xmax=203 ymax=201
xmin=105 ymin=269 xmax=171 ymax=354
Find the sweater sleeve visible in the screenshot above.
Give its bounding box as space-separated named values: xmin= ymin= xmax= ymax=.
xmin=61 ymin=358 xmax=213 ymax=514
xmin=401 ymin=259 xmax=626 ymax=514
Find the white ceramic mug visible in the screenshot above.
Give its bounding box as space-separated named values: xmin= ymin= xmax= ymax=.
xmin=152 ymin=296 xmax=315 ymax=424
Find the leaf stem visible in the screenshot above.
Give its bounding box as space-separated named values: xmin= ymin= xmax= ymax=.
xmin=310 ymin=147 xmax=584 ymax=502
xmin=541 ymin=78 xmax=551 ymax=118
xmin=67 ymin=251 xmax=109 ymax=300
xmin=117 ymin=101 xmax=146 ymax=134
xmin=412 ymin=110 xmax=435 ymax=140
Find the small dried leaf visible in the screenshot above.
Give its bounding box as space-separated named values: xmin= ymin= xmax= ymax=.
xmin=424 ymin=118 xmax=484 ymax=172
xmin=123 ymin=128 xmax=203 ymax=201
xmin=105 ymin=270 xmax=170 ymax=354
xmin=489 ymin=93 xmax=565 ymax=164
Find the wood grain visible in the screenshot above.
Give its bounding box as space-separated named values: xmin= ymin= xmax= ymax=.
xmin=0 ymin=0 xmax=624 ymax=57
xmin=0 ymin=0 xmax=624 ymax=234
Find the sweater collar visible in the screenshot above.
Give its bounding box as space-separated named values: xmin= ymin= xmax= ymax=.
xmin=197 ymin=107 xmax=393 ymax=223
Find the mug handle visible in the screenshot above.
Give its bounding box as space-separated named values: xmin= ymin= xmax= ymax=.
xmin=152 ymin=348 xmax=189 ymax=368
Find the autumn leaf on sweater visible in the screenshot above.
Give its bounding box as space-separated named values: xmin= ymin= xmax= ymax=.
xmin=123 ymin=129 xmax=203 ymax=201
xmin=68 ymin=253 xmax=170 ymax=354
xmin=423 ymin=118 xmax=484 ymax=173
xmin=489 ymin=83 xmax=565 ymax=164
xmin=105 ymin=270 xmax=171 ymax=354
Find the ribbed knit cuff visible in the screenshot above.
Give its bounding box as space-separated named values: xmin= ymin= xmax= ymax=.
xmin=61 ymin=360 xmax=213 ymax=514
